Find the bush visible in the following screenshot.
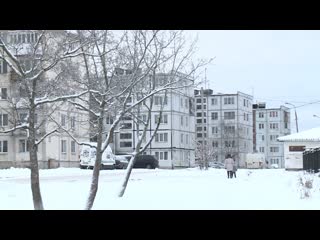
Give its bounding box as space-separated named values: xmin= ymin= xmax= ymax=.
xmin=298 ymin=171 xmax=314 ymax=199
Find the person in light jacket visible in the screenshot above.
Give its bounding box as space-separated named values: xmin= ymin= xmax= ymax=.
xmin=225 ymin=154 xmax=235 ymax=179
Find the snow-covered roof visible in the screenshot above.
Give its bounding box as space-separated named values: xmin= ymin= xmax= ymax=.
xmin=277 ymin=127 xmax=320 ymax=142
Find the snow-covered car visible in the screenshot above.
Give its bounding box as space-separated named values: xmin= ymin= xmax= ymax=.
xmin=270 ymin=164 xmax=279 ymax=169
xmin=79 ymin=143 xmax=116 ymax=170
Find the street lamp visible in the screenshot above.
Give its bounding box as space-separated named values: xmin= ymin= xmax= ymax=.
xmin=285 ymin=102 xmax=299 ymax=133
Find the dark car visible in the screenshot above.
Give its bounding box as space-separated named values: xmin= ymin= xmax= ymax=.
xmin=132 ymin=155 xmax=159 ymax=169
xmin=115 ymin=155 xmax=131 ymax=169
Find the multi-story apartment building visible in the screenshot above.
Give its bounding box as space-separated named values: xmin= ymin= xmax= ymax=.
xmin=194 ymin=89 xmax=253 ymax=167
xmin=253 ymin=103 xmax=290 ymax=168
xmin=0 ymin=30 xmax=90 ymax=169
xmin=106 ymin=70 xmax=196 ymax=169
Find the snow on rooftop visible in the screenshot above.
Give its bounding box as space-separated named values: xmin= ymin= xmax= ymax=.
xmin=278 ymin=127 xmax=320 ymax=142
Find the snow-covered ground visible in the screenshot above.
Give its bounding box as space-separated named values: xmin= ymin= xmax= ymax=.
xmin=0 ymin=167 xmax=320 ymax=210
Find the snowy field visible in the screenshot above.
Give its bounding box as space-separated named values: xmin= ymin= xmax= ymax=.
xmin=0 ymin=167 xmax=320 ymax=210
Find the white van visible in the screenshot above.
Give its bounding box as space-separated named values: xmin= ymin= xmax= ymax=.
xmin=79 ymin=142 xmax=116 ymax=169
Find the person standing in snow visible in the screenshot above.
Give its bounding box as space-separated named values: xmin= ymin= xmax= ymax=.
xmin=225 ymin=154 xmax=235 ymax=179
xmin=232 ymin=158 xmax=237 ymax=178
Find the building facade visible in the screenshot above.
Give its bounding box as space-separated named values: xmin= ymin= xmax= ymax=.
xmin=194 ymin=89 xmax=253 ymax=167
xmin=107 ymin=70 xmax=196 ymax=169
xmin=253 ymin=103 xmax=291 ymax=168
xmin=0 ymin=30 xmax=90 ymax=169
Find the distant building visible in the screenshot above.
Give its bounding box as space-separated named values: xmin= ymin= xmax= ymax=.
xmin=253 ymin=103 xmax=290 ymax=168
xmin=106 ymin=70 xmax=196 ymax=169
xmin=194 ymin=89 xmax=253 ymax=167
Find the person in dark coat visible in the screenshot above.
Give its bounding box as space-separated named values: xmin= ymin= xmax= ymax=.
xmin=232 ymin=159 xmax=237 ymax=178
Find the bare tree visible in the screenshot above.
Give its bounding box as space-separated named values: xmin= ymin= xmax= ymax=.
xmin=0 ymin=30 xmax=89 ymax=210
xmin=61 ymin=30 xmax=210 ymax=209
xmin=195 ymin=138 xmax=218 ymax=170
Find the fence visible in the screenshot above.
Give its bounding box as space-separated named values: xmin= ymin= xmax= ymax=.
xmin=303 ymin=147 xmax=320 ymax=173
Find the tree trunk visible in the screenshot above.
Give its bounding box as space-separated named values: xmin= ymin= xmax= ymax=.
xmin=29 ymin=107 xmax=44 ymax=210
xmin=85 ymin=104 xmax=105 ymax=210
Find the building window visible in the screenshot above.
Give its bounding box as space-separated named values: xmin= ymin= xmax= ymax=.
xmin=155 ymin=96 xmax=167 ymax=105
xmin=0 ymin=88 xmax=8 ymax=99
xmin=61 ymin=140 xmax=67 ymax=153
xmin=0 ymin=61 xmax=8 ymax=74
xmin=185 ymin=99 xmax=188 ymax=109
xmin=106 ymin=116 xmax=114 ymax=124
xmin=224 ymin=97 xmax=234 ymax=105
xmin=181 ymin=134 xmax=184 ymax=144
xmin=270 ymin=147 xmax=279 ymax=153
xmin=211 ymin=98 xmax=217 ymax=105
xmin=212 ymin=126 xmax=218 ymax=134
xmin=270 ymin=123 xmax=279 ymax=129
xmin=259 ymin=112 xmax=264 ymax=118
xmin=19 ymin=139 xmax=30 ymax=152
xmin=225 ymin=140 xmax=235 ymax=148
xmin=224 ymin=125 xmax=235 ymax=134
xmin=197 ymin=133 xmax=202 ymax=138
xmin=181 ymin=116 xmax=184 ymax=126
xmin=196 ymin=105 xmax=202 ymax=110
xmin=155 ymin=151 xmax=168 ymax=160
xmin=71 ymin=116 xmax=76 ymax=129
xmin=155 ymin=114 xmax=168 ymax=124
xmin=211 ymin=112 xmax=218 ymax=120
xmin=212 ymin=141 xmax=219 ymax=148
xmin=186 ymin=134 xmax=188 ymax=144
xmin=259 ymin=123 xmax=264 ymax=129
xmin=196 ymin=119 xmax=202 ymax=124
xmin=155 ymin=133 xmax=168 ymax=142
xmin=0 ymin=114 xmax=9 ymax=126
xmin=261 ymin=135 xmax=264 ymax=141
xmin=197 ymin=127 xmax=202 ymax=131
xmin=259 ymin=147 xmax=264 ymax=153
xmin=120 ymin=142 xmax=132 ymax=147
xmin=197 ymin=112 xmax=202 ymax=117
xmin=186 ymin=116 xmax=188 ymax=127
xmin=120 ymin=133 xmax=132 ymax=139
xmin=270 ymin=111 xmax=278 ymax=117
xmin=196 ymin=98 xmax=202 ymax=103
xmin=224 ymin=111 xmax=235 ymax=120
xmin=61 ymin=114 xmax=66 ymax=127
xmin=71 ymin=141 xmax=76 ymax=153
xmin=0 ymin=140 xmax=8 ymax=153
xmin=270 ymin=135 xmax=279 ymax=141
xmin=19 ymin=113 xmax=28 ymax=123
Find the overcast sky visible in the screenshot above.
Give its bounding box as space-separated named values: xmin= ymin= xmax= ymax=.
xmin=188 ymin=30 xmax=320 ymax=132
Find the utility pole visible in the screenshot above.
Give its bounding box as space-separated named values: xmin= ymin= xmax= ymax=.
xmin=285 ymin=102 xmax=299 ymax=133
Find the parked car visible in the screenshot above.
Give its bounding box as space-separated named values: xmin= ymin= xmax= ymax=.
xmin=131 ymin=155 xmax=159 ymax=169
xmin=270 ymin=164 xmax=279 ymax=169
xmin=115 ymin=155 xmax=131 ymax=169
xmin=209 ymin=161 xmax=225 ymax=169
xmin=79 ymin=143 xmax=116 ymax=170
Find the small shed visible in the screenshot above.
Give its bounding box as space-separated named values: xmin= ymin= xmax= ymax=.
xmin=278 ymin=127 xmax=320 ymax=170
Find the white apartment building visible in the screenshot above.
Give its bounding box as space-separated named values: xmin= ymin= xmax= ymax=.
xmin=0 ymin=30 xmax=90 ymax=169
xmin=253 ymin=103 xmax=290 ymax=168
xmin=107 ymin=70 xmax=196 ymax=169
xmin=194 ymin=89 xmax=253 ymax=167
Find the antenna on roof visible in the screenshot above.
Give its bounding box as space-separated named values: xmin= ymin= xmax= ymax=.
xmin=205 ymin=68 xmax=207 ymax=89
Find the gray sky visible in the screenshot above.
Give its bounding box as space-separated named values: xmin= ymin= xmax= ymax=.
xmin=189 ymin=30 xmax=320 ymax=132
